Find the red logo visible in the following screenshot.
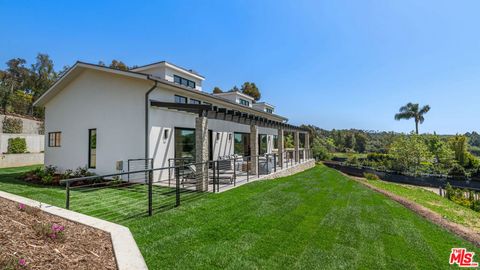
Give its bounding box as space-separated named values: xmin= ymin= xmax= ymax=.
xmin=450 ymin=248 xmax=479 ymax=267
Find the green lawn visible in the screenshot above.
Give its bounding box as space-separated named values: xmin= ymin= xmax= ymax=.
xmin=0 ymin=164 xmax=478 ymax=269
xmin=364 ymin=178 xmax=480 ymax=234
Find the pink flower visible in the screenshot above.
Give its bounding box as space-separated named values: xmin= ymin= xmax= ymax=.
xmin=18 ymin=258 xmax=26 ymax=266
xmin=18 ymin=203 xmax=25 ymax=211
xmin=49 ymin=233 xmax=57 ymax=239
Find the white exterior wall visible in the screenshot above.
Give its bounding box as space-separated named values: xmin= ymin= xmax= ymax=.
xmin=44 ymin=69 xmax=150 ymax=174
xmin=139 ymin=66 xmax=203 ymax=91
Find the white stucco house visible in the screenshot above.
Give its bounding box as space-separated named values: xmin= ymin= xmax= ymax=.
xmin=34 ymin=60 xmax=309 ymax=183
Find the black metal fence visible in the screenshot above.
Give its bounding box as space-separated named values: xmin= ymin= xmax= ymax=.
xmin=324 ymin=161 xmax=480 ymax=191
xmin=60 ymin=150 xmax=313 ymax=221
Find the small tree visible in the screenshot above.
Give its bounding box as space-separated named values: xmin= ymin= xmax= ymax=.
xmin=389 ymin=133 xmax=431 ymax=173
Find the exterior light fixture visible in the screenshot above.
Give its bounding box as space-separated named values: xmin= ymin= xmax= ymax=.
xmin=228 ymin=133 xmax=232 ymax=140
xmin=164 ymin=129 xmax=169 ymax=140
xmin=216 ymin=132 xmax=220 ymax=141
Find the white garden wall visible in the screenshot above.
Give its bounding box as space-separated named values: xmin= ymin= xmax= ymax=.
xmin=0 ymin=134 xmax=44 ymax=154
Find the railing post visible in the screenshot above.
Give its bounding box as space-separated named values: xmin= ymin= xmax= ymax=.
xmin=257 ymin=156 xmax=260 ymax=176
xmin=274 ymin=154 xmax=277 ymax=172
xmin=233 ymin=157 xmax=236 ymax=186
xmin=216 ymin=160 xmax=220 ymax=191
xmin=212 ymin=161 xmax=216 ymax=193
xmin=266 ymin=154 xmax=269 ymax=174
xmin=148 ymin=170 xmax=153 ymax=216
xmin=247 ymin=156 xmax=250 ymax=182
xmin=66 ymin=181 xmax=70 ymax=210
xmin=175 ymin=167 xmax=180 ymax=207
xmin=127 ymin=160 xmax=130 ymax=182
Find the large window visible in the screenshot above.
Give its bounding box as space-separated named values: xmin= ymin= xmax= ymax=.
xmin=239 ymin=99 xmax=250 ymax=106
xmin=88 ymin=129 xmax=96 ymax=168
xmin=258 ymin=134 xmax=268 ymax=155
xmin=273 ymin=135 xmax=278 ymax=149
xmin=234 ymin=132 xmax=250 ymax=156
xmin=175 ymin=128 xmax=196 ymax=160
xmin=174 ymin=75 xmax=196 ymax=89
xmin=174 ymin=95 xmax=187 ymax=104
xmin=48 ymin=132 xmax=61 ymax=147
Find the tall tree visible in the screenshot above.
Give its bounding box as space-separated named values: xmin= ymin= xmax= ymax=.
xmin=394 ymin=102 xmax=430 ymax=134
xmin=212 ymin=87 xmax=223 ymax=94
xmin=109 ymin=60 xmax=129 ymax=71
xmin=228 ymin=86 xmax=239 ymax=92
xmin=1 ymin=58 xmax=29 ymax=113
xmin=27 ymin=54 xmax=57 ymax=116
xmin=241 ymin=82 xmax=261 ymax=101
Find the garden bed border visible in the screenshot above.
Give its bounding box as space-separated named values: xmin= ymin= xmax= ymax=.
xmin=0 ymin=190 xmax=148 ymax=270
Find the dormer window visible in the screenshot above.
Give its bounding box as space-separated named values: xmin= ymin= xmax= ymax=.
xmin=239 ymin=99 xmax=250 ymax=106
xmin=266 ymin=108 xmax=273 ymax=113
xmin=174 ymin=75 xmax=196 ymax=89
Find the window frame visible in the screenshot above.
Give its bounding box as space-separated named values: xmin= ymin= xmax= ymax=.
xmin=190 ymin=98 xmax=201 ymax=105
xmin=173 ymin=75 xmax=196 ymax=89
xmin=88 ymin=129 xmax=97 ymax=169
xmin=174 ymin=95 xmax=188 ymax=104
xmin=48 ymin=132 xmax=61 ymax=147
xmin=239 ymin=99 xmax=250 ymax=106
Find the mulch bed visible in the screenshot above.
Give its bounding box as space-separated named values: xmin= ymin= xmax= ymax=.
xmin=348 ymin=174 xmax=480 ymax=247
xmin=0 ymin=197 xmax=117 ymax=270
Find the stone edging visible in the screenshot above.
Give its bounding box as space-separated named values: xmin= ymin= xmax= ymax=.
xmin=0 ymin=190 xmax=148 ymax=270
xmin=346 ymin=176 xmax=480 ymax=247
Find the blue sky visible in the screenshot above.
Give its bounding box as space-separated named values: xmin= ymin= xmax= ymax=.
xmin=1 ymin=0 xmax=479 ymax=134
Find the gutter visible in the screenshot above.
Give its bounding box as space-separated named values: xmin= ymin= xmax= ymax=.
xmin=145 ymin=76 xmax=158 ymax=160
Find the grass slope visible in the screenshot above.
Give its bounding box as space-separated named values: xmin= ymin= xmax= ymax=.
xmin=0 ymin=165 xmax=478 ymax=269
xmin=364 ymin=178 xmax=480 ymax=234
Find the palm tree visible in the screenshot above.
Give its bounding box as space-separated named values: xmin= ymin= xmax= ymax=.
xmin=394 ymin=103 xmax=431 ymax=134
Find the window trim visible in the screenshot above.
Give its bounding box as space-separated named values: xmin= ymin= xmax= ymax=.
xmin=88 ymin=129 xmax=97 ymax=169
xmin=239 ymin=99 xmax=250 ymax=106
xmin=48 ymin=132 xmax=61 ymax=147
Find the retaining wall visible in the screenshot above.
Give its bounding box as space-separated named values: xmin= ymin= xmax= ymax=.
xmin=0 ymin=133 xmax=44 ymax=153
xmin=0 ymin=153 xmax=44 ymax=168
xmin=0 ymin=114 xmax=43 ymax=134
xmin=262 ymin=159 xmax=316 ymax=180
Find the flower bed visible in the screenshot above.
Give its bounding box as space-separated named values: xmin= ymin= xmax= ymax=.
xmin=0 ymin=197 xmax=116 ymax=269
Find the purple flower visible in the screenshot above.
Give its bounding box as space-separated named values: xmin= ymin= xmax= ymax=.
xmin=18 ymin=258 xmax=26 ymax=266
xmin=18 ymin=203 xmax=25 ymax=211
xmin=49 ymin=233 xmax=57 ymax=239
xmin=51 ymin=224 xmax=65 ymax=232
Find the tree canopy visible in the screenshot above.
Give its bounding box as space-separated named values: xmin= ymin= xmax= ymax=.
xmin=394 ymin=102 xmax=431 ymax=134
xmin=240 ymin=82 xmax=261 ymax=101
xmin=212 ymin=87 xmax=223 ymax=94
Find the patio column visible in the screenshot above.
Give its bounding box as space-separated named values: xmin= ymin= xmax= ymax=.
xmin=278 ymin=128 xmax=284 ymax=166
xmin=195 ymin=116 xmax=209 ymax=191
xmin=250 ymin=124 xmax=258 ymax=175
xmin=294 ymin=131 xmax=300 ymax=162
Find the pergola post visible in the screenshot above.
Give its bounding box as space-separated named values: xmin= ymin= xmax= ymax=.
xmin=278 ymin=128 xmax=284 ymax=167
xmin=250 ymin=125 xmax=258 ymax=175
xmin=294 ymin=131 xmax=300 ymax=162
xmin=195 ymin=116 xmax=209 ymax=191
xmin=305 ymin=132 xmax=310 ymax=159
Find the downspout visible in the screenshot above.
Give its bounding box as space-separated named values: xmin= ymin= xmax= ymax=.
xmin=145 ymin=77 xmax=158 ymax=161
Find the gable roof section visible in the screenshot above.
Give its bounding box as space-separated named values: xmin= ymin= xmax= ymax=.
xmin=34 ymin=61 xmax=288 ymax=122
xmin=131 ymin=61 xmax=205 ymax=80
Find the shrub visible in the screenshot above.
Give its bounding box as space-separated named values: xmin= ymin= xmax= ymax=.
xmin=2 ymin=117 xmax=23 ymax=133
xmin=448 ymin=163 xmax=467 ymax=178
xmin=345 ymin=155 xmax=360 ymax=166
xmin=7 ymin=137 xmax=27 ymax=154
xmin=363 ymin=172 xmax=380 ymax=180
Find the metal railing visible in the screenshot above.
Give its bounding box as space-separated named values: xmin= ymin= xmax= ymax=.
xmin=60 ymin=149 xmax=313 ymax=221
